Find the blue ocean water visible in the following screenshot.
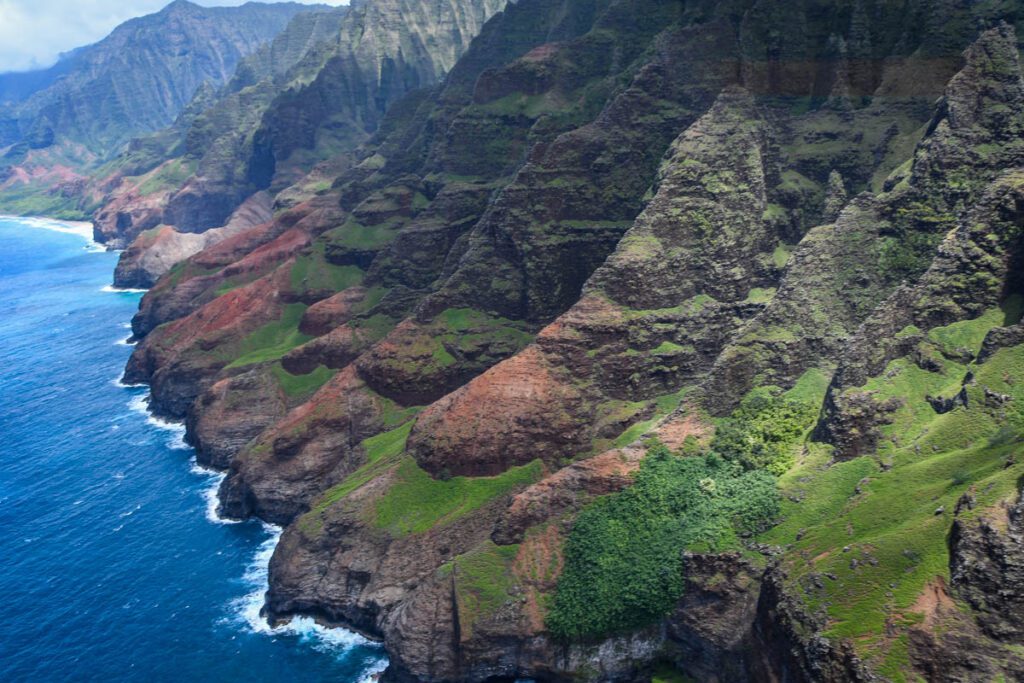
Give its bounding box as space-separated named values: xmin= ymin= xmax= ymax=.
xmin=0 ymin=218 xmax=386 ymax=682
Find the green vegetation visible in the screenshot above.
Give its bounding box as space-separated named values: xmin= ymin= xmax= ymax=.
xmin=880 ymin=202 xmax=956 ymax=281
xmin=744 ymin=287 xmax=777 ymax=304
xmin=270 ymin=362 xmax=335 ymax=399
xmin=758 ymin=306 xmax=1024 ymax=677
xmin=712 ymin=389 xmax=819 ymax=476
xmin=928 ymin=294 xmax=1023 ymax=356
xmin=289 ymin=241 xmax=364 ymax=294
xmin=373 ymin=458 xmax=544 ymax=537
xmin=0 ymin=182 xmax=92 ymax=220
xmin=366 ymin=307 xmax=534 ymax=382
xmin=547 ymin=444 xmax=780 ymax=640
xmin=161 ymin=259 xmax=220 ymax=290
xmin=651 ymin=663 xmax=697 ymax=683
xmin=225 ymin=303 xmax=311 ymax=368
xmin=451 ymin=541 xmax=520 ymax=638
xmin=362 ymin=421 xmax=415 ymax=463
xmin=326 ymin=216 xmax=404 ymax=251
xmin=134 ymin=157 xmax=197 ymax=196
xmin=299 ymin=421 xmax=416 ymax=536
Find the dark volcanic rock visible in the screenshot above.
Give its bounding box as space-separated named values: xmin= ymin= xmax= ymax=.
xmin=950 ymin=491 xmax=1024 ymax=641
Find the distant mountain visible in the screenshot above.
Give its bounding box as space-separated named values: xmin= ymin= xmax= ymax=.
xmin=87 ymin=0 xmax=506 ymax=255
xmin=0 ymin=1 xmax=325 ymax=157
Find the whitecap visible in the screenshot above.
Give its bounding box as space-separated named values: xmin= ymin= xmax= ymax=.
xmin=190 ymin=460 xmax=240 ymax=526
xmin=227 ymin=524 xmax=386 ymax=661
xmin=111 ymin=376 xmax=145 ymax=389
xmin=358 ymin=659 xmax=390 ymax=683
xmin=119 ymin=504 xmax=141 ymax=518
xmin=4 ymin=215 xmax=102 ymax=250
xmin=101 ymin=284 xmax=148 ymax=294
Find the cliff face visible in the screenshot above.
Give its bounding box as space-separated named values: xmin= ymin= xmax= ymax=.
xmin=28 ymin=0 xmax=1024 ymax=680
xmin=89 ymin=0 xmax=506 ymax=293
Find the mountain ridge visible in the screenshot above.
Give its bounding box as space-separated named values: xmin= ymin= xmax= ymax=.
xmin=9 ymin=0 xmax=1024 ymax=680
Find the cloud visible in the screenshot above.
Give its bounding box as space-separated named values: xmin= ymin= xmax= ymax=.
xmin=0 ymin=0 xmax=348 ymax=73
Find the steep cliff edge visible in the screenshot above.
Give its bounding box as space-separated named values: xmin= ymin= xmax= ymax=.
xmin=98 ymin=0 xmax=1024 ymax=680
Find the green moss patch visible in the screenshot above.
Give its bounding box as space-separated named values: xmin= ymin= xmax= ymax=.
xmin=759 ymin=309 xmax=1024 ymax=676
xmin=298 ymin=421 xmax=416 ymax=536
xmin=225 ymin=303 xmax=312 ymax=368
xmin=134 ymin=157 xmax=197 ymax=196
xmin=270 ymin=362 xmax=335 ymax=400
xmin=289 ymin=241 xmax=364 ymax=295
xmin=373 ymin=458 xmax=544 ymax=537
xmin=451 ymin=541 xmax=521 ymax=639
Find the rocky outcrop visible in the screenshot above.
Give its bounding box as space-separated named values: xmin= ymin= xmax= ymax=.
xmin=189 ymin=368 xmax=288 ymax=470
xmin=112 ymin=192 xmax=273 ymax=287
xmin=950 ymin=491 xmax=1024 ymax=641
xmin=219 ymin=367 xmax=386 ymax=524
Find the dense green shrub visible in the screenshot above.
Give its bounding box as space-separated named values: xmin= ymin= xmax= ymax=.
xmin=712 ymin=391 xmax=816 ymax=475
xmin=546 ymin=445 xmax=779 ymax=641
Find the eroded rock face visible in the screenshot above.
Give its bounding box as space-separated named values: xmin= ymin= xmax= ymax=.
xmin=188 ymin=368 xmax=287 ymax=470
xmin=950 ymin=492 xmax=1024 ymax=641
xmin=219 ymin=367 xmax=386 ymax=524
xmin=125 ymin=265 xmax=296 ymax=418
xmin=112 ymin=192 xmax=273 ymax=288
xmin=815 ymin=25 xmax=1024 ymax=456
xmin=408 ymin=345 xmax=592 ymax=477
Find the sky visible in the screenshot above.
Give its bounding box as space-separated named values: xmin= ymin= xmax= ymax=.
xmin=0 ymin=0 xmax=349 ymax=73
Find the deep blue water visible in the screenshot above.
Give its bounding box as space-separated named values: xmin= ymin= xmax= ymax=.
xmin=0 ymin=218 xmax=386 ymax=681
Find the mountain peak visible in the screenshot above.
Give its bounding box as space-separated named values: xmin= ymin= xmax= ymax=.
xmin=162 ymin=0 xmax=199 ymax=12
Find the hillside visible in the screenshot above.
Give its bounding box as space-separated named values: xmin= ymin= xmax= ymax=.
xmin=88 ymin=0 xmax=506 ymax=288
xmin=12 ymin=0 xmax=1024 ymax=680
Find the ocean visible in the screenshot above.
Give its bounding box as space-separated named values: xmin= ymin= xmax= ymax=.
xmin=0 ymin=217 xmax=387 ymax=681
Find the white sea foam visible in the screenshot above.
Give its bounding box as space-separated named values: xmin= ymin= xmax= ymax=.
xmin=106 ymin=321 xmax=386 ymax=673
xmin=111 ymin=376 xmax=145 ymax=389
xmin=4 ymin=215 xmax=103 ymax=251
xmin=228 ymin=524 xmax=386 ymax=662
xmin=125 ymin=390 xmax=189 ymax=449
xmin=101 ymin=284 xmax=148 ymax=294
xmin=115 ymin=334 xmax=137 ymax=346
xmin=358 ymin=659 xmax=390 ymax=683
xmin=189 ymin=459 xmax=240 ymax=526
xmin=119 ymin=504 xmax=141 ymax=518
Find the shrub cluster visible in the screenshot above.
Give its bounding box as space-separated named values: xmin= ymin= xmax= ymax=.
xmin=712 ymin=391 xmax=817 ymax=475
xmin=547 ymin=445 xmax=779 ymax=640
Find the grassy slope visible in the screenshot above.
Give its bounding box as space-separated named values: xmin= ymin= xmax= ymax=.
xmin=759 ymin=300 xmax=1024 ymax=678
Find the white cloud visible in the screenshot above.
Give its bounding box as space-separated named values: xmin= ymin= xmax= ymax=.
xmin=0 ymin=0 xmax=349 ymax=73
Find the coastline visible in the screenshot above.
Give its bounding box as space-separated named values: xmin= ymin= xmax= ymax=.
xmin=0 ymin=215 xmax=387 ymax=680
xmin=1 ymin=214 xmax=96 ymax=241
xmin=126 ymin=381 xmax=389 ymax=675
xmin=112 ymin=302 xmax=388 ymax=674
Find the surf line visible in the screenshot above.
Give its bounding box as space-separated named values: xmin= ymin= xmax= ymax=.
xmin=115 ymin=376 xmax=386 ymax=667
